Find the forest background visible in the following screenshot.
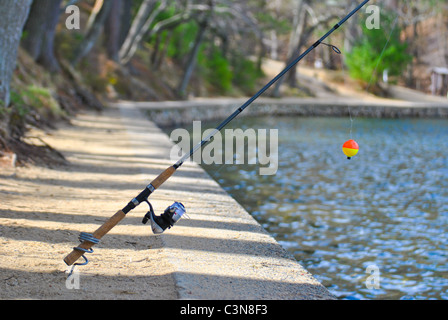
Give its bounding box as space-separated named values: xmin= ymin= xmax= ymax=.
xmin=0 ymin=0 xmax=447 ymax=164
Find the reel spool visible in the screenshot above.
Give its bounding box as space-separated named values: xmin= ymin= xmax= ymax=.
xmin=142 ymin=201 xmax=187 ymax=234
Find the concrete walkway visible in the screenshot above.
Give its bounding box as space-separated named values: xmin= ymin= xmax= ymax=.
xmin=0 ymin=103 xmax=335 ymax=300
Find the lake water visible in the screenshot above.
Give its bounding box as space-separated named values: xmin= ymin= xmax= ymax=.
xmin=167 ymin=116 xmax=448 ymax=300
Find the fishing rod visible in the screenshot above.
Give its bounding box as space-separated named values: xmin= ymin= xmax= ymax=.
xmin=64 ymin=0 xmax=370 ymax=268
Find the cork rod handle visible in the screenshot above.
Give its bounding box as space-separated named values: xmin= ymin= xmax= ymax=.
xmin=150 ymin=166 xmax=176 ymax=189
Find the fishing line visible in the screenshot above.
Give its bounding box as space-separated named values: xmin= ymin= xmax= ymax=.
xmin=342 ymin=12 xmax=399 ymax=142
xmin=365 ymin=15 xmax=399 ymax=93
xmin=318 ymin=39 xmax=355 ymax=140
xmin=339 ymin=50 xmax=354 ymax=139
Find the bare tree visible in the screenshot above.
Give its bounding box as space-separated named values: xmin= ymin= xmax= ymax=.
xmin=21 ymin=0 xmax=63 ymax=72
xmin=85 ymin=0 xmax=105 ymax=33
xmin=71 ymin=0 xmax=113 ymax=66
xmin=271 ymin=0 xmax=342 ymax=97
xmin=105 ymin=0 xmax=124 ymax=61
xmin=382 ymin=0 xmax=441 ymax=87
xmin=177 ymin=6 xmax=213 ymax=97
xmin=118 ymin=0 xmax=202 ymax=66
xmin=119 ymin=0 xmax=164 ymax=64
xmin=120 ymin=0 xmax=133 ymax=47
xmin=215 ymin=0 xmax=267 ymax=72
xmin=272 ymin=0 xmax=307 ymax=97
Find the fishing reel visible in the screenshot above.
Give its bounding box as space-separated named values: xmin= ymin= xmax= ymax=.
xmin=142 ymin=201 xmax=187 ymax=234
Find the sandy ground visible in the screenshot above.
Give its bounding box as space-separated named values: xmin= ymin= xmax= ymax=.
xmin=0 ymin=109 xmax=179 ymax=299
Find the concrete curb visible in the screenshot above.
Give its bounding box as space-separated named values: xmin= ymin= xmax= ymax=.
xmin=114 ymin=96 xmax=448 ymax=127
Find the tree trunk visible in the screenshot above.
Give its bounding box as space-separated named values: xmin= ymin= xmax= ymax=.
xmin=72 ymin=0 xmax=113 ymax=66
xmin=86 ymin=0 xmax=104 ymax=33
xmin=177 ymin=20 xmax=208 ymax=98
xmin=105 ymin=0 xmax=123 ymax=61
xmin=21 ymin=1 xmax=48 ymax=60
xmin=38 ymin=0 xmax=63 ymax=72
xmin=21 ymin=0 xmax=62 ymax=73
xmin=119 ymin=0 xmax=158 ymax=64
xmin=151 ymin=30 xmax=173 ymax=71
xmin=120 ymin=0 xmax=133 ymax=48
xmin=272 ymin=0 xmax=306 ymax=97
xmin=286 ymin=11 xmax=308 ymax=87
xmin=0 ymin=0 xmax=33 ymax=108
xmin=344 ymin=0 xmax=361 ymax=53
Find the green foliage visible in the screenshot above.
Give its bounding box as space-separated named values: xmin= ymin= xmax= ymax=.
xmin=198 ymin=46 xmax=233 ymax=93
xmin=197 ymin=45 xmax=263 ymax=95
xmin=232 ymin=55 xmax=264 ymax=93
xmin=9 ymin=85 xmax=64 ymax=120
xmin=345 ymin=10 xmax=412 ymax=88
xmin=9 ymin=90 xmax=30 ymax=118
xmin=165 ymin=22 xmax=199 ymax=60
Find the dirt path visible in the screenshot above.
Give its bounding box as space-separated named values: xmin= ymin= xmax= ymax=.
xmin=262 ymin=58 xmax=448 ymax=104
xmin=0 ymin=108 xmax=178 ymax=299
